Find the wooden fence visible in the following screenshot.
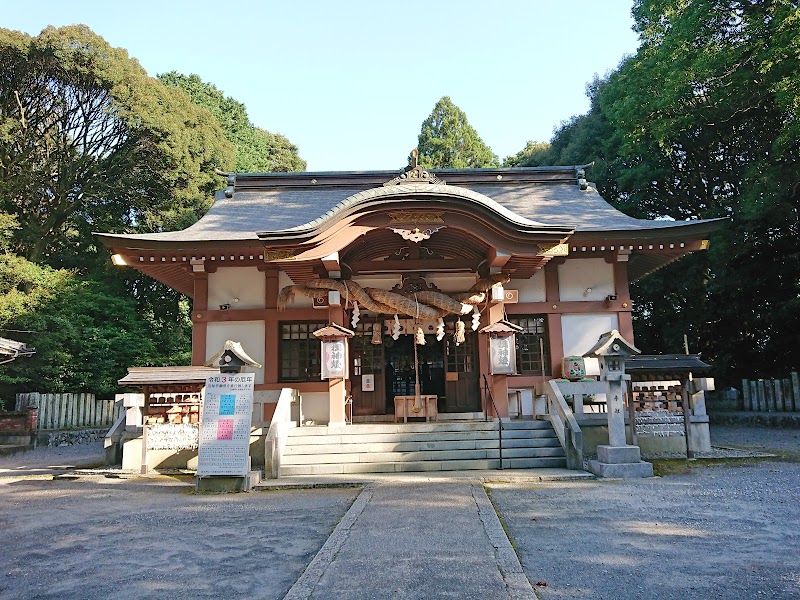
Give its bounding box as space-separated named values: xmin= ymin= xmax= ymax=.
xmin=741 ymin=373 xmax=800 ymax=412
xmin=15 ymin=392 xmax=123 ymax=431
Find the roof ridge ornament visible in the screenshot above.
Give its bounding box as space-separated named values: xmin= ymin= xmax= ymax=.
xmin=383 ymin=148 xmax=445 ymax=186
xmin=575 ymin=161 xmax=593 ymax=191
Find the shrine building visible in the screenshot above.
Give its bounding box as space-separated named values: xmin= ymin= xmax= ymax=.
xmin=98 ymin=156 xmax=722 ymax=473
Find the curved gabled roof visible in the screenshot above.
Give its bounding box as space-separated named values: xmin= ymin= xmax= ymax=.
xmin=95 ymin=167 xmax=723 ymax=248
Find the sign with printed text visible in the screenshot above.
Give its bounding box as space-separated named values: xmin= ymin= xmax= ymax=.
xmin=197 ymin=373 xmax=255 ymax=476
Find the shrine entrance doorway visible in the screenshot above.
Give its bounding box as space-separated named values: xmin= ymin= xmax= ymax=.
xmin=350 ymin=318 xmax=481 ymax=417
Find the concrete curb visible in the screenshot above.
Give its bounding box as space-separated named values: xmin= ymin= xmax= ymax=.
xmin=282 ymin=484 xmax=374 ymax=600
xmin=472 ymin=484 xmax=537 ymax=600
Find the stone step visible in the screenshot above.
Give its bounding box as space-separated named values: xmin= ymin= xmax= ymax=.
xmin=501 ymin=437 xmax=562 ymax=449
xmin=280 ymin=458 xmax=503 ymax=476
xmin=282 ymin=448 xmax=503 ymax=465
xmin=500 ymin=420 xmax=557 ymax=430
xmin=284 ymin=436 xmax=562 ymax=456
xmin=501 ymin=446 xmax=565 ymax=459
xmin=278 ymin=418 xmax=569 ymax=476
xmin=286 ymin=427 xmax=558 ymax=444
xmin=287 ymin=422 xmax=499 ymax=436
xmin=502 ymin=457 xmax=568 ymax=469
xmin=282 ymin=446 xmax=564 ymax=466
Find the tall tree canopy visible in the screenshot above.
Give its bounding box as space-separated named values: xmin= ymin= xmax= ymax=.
xmin=0 ymin=25 xmax=235 ymax=267
xmin=514 ymin=0 xmax=800 ymax=383
xmin=159 ymin=72 xmax=306 ymax=173
xmin=417 ymin=96 xmax=499 ymax=168
xmin=0 ymin=26 xmax=228 ymax=396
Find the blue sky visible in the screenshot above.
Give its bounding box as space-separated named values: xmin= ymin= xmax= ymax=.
xmin=2 ymin=0 xmax=640 ymax=171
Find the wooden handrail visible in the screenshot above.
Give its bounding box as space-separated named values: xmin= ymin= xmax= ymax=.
xmin=545 ymin=380 xmax=584 ymax=470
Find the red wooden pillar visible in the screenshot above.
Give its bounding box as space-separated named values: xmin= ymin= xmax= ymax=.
xmin=544 ymin=262 xmax=564 ymax=377
xmin=327 ymin=303 xmax=348 ymax=425
xmin=263 ymin=269 xmax=280 ymax=384
xmin=191 ymin=272 xmax=208 ymax=366
xmin=613 ymin=260 xmax=634 ymax=345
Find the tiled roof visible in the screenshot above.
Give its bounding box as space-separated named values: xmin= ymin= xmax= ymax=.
xmin=96 ymin=167 xmax=724 ymax=245
xmin=118 ymin=366 xmax=220 ymax=386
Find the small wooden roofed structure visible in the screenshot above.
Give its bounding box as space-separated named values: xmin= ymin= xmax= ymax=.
xmin=118 ymin=366 xmax=220 ymax=394
xmin=95 ymin=164 xmax=725 ymax=296
xmin=625 ymin=354 xmax=712 ymax=382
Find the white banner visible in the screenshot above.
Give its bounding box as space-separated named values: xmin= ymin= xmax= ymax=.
xmin=197 ymin=373 xmax=255 ymax=476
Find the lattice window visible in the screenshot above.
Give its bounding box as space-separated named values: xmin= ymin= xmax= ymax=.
xmin=351 ymin=321 xmax=383 ymax=377
xmin=508 ymin=315 xmax=550 ymax=375
xmin=279 ymin=321 xmax=326 ymax=382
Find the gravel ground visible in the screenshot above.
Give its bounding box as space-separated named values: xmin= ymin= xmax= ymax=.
xmin=0 ymin=440 xmax=105 ymax=475
xmin=711 ymin=425 xmax=800 ymax=459
xmin=489 ymin=425 xmax=800 ymax=600
xmin=1 ymin=424 xmax=798 ymax=600
xmin=0 ymin=475 xmax=358 ymax=600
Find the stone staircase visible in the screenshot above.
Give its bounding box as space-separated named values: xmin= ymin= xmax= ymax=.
xmin=279 ymin=420 xmax=567 ymax=476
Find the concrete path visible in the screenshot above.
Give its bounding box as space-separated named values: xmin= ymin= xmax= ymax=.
xmin=283 ymin=480 xmax=536 ymax=600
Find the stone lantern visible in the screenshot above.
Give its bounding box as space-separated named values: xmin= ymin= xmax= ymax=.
xmin=584 ymin=329 xmax=653 ymax=478
xmin=480 ymin=320 xmax=524 ymax=375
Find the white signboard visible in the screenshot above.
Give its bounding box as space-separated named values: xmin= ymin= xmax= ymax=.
xmin=197 ymin=373 xmax=255 ymax=476
xmin=362 ymin=374 xmax=375 ymax=392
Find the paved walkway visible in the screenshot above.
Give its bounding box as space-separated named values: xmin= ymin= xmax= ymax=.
xmin=283 ymin=480 xmax=536 ymax=600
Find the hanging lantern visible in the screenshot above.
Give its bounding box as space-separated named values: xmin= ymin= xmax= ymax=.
xmin=454 ymin=319 xmax=466 ymax=346
xmin=371 ymin=322 xmax=382 ymax=345
xmin=480 ymin=320 xmax=523 ymax=375
xmin=313 ymin=323 xmax=354 ymax=380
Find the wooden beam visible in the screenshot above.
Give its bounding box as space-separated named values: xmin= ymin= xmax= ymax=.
xmin=487 ymin=248 xmax=511 ymax=273
xmin=349 ymin=258 xmax=480 ymax=274
xmin=322 ymin=251 xmax=341 ymax=277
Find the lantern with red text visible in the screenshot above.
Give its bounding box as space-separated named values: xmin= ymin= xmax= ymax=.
xmin=313 ymin=323 xmax=354 ymax=380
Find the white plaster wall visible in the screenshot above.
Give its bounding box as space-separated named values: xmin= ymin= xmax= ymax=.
xmin=561 ymin=313 xmax=619 ymax=358
xmin=206 ymin=321 xmax=265 ymax=384
xmin=208 ymin=267 xmax=265 ymax=310
xmin=558 ymin=258 xmax=615 ymax=302
xmin=279 ymin=271 xmax=313 ymax=308
xmin=299 ymin=391 xmax=330 ymax=424
xmin=511 ymin=272 xmax=546 ymax=302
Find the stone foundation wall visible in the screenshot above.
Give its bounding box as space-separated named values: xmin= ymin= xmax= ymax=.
xmin=46 ymin=428 xmax=107 ymax=447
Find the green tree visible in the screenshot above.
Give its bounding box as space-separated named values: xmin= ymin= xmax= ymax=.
xmin=512 ymin=1 xmax=799 ymax=383
xmin=417 ymin=96 xmax=499 ymax=168
xmin=503 ymin=141 xmax=551 ymax=167
xmin=159 ymin=72 xmax=306 ymax=173
xmin=0 ymin=25 xmax=235 ymax=267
